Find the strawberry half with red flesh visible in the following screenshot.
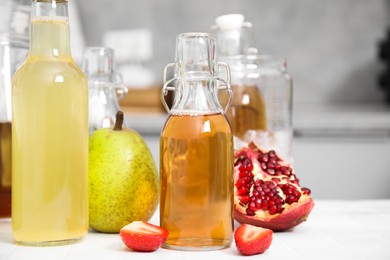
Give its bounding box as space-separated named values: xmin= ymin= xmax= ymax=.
xmin=120 ymin=221 xmax=169 ymax=252
xmin=234 ymin=224 xmax=273 ymax=256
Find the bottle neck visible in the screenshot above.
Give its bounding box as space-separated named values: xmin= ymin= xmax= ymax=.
xmin=171 ymin=78 xmax=223 ymax=114
xmin=29 ymin=0 xmax=71 ymax=58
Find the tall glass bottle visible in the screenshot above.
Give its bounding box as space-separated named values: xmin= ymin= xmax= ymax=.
xmin=81 ymin=47 xmax=127 ymax=135
xmin=160 ymin=33 xmax=233 ymax=251
xmin=12 ymin=0 xmax=88 ymax=246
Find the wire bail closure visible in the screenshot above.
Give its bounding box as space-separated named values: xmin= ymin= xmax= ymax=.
xmin=161 ymin=62 xmax=233 ymax=114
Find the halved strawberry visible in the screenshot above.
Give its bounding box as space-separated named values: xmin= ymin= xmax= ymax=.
xmin=120 ymin=221 xmax=169 ymax=252
xmin=234 ymin=224 xmax=273 ymax=256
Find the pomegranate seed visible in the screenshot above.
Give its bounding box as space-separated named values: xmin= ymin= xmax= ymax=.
xmin=269 ymin=205 xmax=277 ymax=214
xmin=239 ymin=171 xmax=247 ymax=178
xmin=283 ymin=168 xmax=291 ymax=176
xmin=249 ymin=202 xmax=256 ymax=210
xmin=268 ymin=182 xmax=276 ymax=188
xmin=267 ymin=169 xmax=275 ymax=175
xmin=302 ymin=187 xmax=311 ymax=195
xmin=255 ymin=179 xmax=263 ymax=186
xmin=237 ymin=186 xmax=248 ymax=196
xmin=269 ymin=157 xmax=277 ymax=164
xmin=235 ymin=178 xmax=247 ymax=188
xmin=268 ymin=150 xmax=276 ymax=158
xmin=274 ymin=163 xmax=281 ymax=170
xmin=240 ymin=195 xmax=250 ymax=204
xmin=246 ymin=208 xmax=255 ymax=216
xmin=275 ymin=197 xmax=284 ymax=205
xmin=261 ymin=163 xmax=267 ymax=170
xmin=259 ymin=154 xmax=269 ymax=163
xmin=286 ymin=195 xmax=299 ymax=204
xmin=266 ymin=162 xmax=275 ymax=169
xmin=275 ymin=170 xmax=282 ymax=176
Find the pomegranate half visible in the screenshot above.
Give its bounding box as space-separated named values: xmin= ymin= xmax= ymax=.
xmin=233 ymin=142 xmax=314 ymax=231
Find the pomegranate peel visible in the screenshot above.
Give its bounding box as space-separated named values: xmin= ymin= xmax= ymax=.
xmin=233 ymin=142 xmax=314 ymax=231
xmin=235 ymin=196 xmax=314 ymax=231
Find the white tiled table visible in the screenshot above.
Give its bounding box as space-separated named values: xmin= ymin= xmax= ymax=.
xmin=1 ymin=200 xmax=390 ymax=260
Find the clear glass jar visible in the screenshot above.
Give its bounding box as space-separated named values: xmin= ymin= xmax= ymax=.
xmin=81 ymin=47 xmax=127 ymax=135
xmin=212 ymin=15 xmax=293 ymax=161
xmin=160 ymin=33 xmax=234 ymax=251
xmin=239 ymin=55 xmax=293 ymax=161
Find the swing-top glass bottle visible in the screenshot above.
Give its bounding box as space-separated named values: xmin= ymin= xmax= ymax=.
xmin=160 ymin=33 xmax=234 ymax=251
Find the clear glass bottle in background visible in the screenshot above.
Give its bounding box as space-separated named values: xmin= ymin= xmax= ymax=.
xmin=212 ymin=14 xmax=293 ymax=161
xmin=212 ymin=14 xmax=267 ymax=141
xmin=218 ymin=54 xmax=268 ymax=140
xmin=12 ymin=0 xmax=88 ymax=246
xmin=81 ymin=47 xmax=127 ymax=135
xmin=243 ymin=56 xmax=293 ymax=161
xmin=0 ymin=0 xmax=30 ymax=218
xmin=160 ymin=33 xmax=234 ymax=251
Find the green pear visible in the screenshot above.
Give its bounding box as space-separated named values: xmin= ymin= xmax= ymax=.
xmin=88 ymin=111 xmax=158 ymax=233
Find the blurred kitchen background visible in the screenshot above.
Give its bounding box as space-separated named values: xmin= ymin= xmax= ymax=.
xmin=3 ymin=0 xmax=390 ymax=199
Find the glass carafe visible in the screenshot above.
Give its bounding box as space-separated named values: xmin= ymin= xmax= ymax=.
xmin=81 ymin=47 xmax=127 ymax=135
xmin=12 ymin=0 xmax=88 ymax=246
xmin=160 ymin=33 xmax=233 ymax=251
xmin=0 ymin=0 xmax=30 ymax=218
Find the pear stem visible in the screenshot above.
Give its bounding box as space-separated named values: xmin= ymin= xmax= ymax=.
xmin=113 ymin=111 xmax=124 ymax=131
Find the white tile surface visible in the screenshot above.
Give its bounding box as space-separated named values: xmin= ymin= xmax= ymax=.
xmin=1 ymin=200 xmax=390 ymax=260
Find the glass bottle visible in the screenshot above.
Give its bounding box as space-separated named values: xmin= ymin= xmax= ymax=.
xmin=12 ymin=0 xmax=88 ymax=246
xmin=254 ymin=56 xmax=293 ymax=161
xmin=212 ymin=14 xmax=293 ymax=161
xmin=81 ymin=47 xmax=127 ymax=135
xmin=0 ymin=0 xmax=30 ymax=218
xmin=160 ymin=33 xmax=233 ymax=251
xmin=212 ymin=14 xmax=267 ymax=141
xmin=218 ymin=54 xmax=268 ymax=140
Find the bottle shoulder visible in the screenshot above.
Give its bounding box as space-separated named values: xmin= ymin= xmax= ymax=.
xmin=12 ymin=58 xmax=88 ymax=89
xmin=13 ymin=57 xmax=87 ymax=85
xmin=162 ymin=113 xmax=232 ymax=138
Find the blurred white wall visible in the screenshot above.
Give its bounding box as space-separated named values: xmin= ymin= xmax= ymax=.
xmin=75 ymin=0 xmax=390 ymax=106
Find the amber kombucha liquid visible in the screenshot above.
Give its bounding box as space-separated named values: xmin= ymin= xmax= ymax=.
xmin=0 ymin=122 xmax=12 ymax=218
xmin=160 ymin=113 xmax=233 ymax=250
xmin=220 ymin=84 xmax=267 ymax=139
